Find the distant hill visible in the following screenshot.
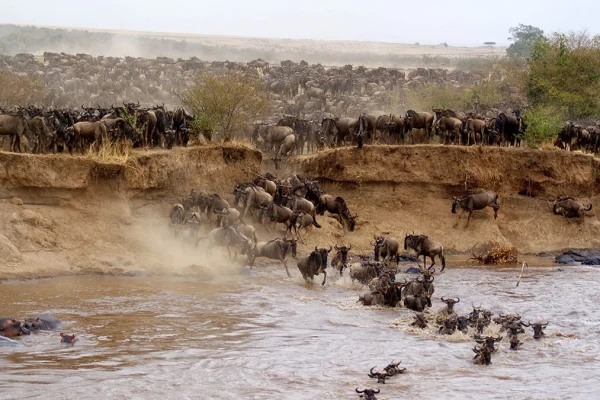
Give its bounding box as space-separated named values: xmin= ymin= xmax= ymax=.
xmin=0 ymin=24 xmax=505 ymax=68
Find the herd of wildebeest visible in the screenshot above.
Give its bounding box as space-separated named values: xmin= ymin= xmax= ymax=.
xmin=1 ymin=51 xmax=599 ymax=160
xmin=161 ymin=171 xmax=568 ymax=398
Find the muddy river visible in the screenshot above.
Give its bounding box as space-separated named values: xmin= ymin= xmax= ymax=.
xmin=1 ymin=262 xmax=599 ymax=399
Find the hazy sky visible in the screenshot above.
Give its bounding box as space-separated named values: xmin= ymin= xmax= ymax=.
xmin=2 ymin=0 xmax=597 ymax=46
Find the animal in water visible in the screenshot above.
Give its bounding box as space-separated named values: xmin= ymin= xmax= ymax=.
xmin=249 ymin=238 xmax=297 ymax=277
xmin=60 ymin=333 xmax=77 ymax=344
xmin=404 ymin=234 xmax=446 ymax=271
xmin=355 ymin=388 xmax=380 ymax=400
xmin=411 ymin=313 xmax=428 ymax=329
xmin=0 ymin=318 xmax=29 ymax=337
xmin=22 ymin=315 xmax=63 ymax=331
xmin=522 ymin=321 xmax=548 ymax=339
xmin=297 ymin=246 xmax=332 ymax=285
xmin=473 ymin=344 xmax=493 ymax=365
xmin=441 ymin=296 xmax=460 ymax=314
xmin=331 ymin=244 xmax=352 ymax=275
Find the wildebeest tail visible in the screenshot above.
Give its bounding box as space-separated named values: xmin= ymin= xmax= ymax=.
xmin=312 ymin=213 xmax=322 ymax=228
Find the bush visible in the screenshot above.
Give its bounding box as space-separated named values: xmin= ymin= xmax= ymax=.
xmin=521 ymin=106 xmax=563 ymax=148
xmin=180 ymin=70 xmax=271 ymax=141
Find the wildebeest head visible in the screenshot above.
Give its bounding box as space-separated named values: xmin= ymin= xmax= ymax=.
xmin=472 ymin=344 xmax=492 ymax=365
xmin=334 ymin=244 xmax=352 ymax=275
xmin=451 ymin=196 xmax=463 ymax=214
xmin=441 ymin=296 xmax=460 ymax=314
xmin=317 ymin=246 xmax=332 ymax=266
xmin=367 ymin=366 xmax=388 ymax=384
xmin=371 ymin=236 xmax=384 ymax=260
xmin=475 ymin=335 xmax=503 ymax=353
xmin=356 ymin=387 xmax=380 ymax=400
xmin=345 ymin=213 xmax=358 ymax=232
xmin=437 ymin=316 xmax=458 ymax=335
xmin=469 ymin=304 xmax=483 ymax=322
xmin=456 ymin=315 xmax=469 ymax=332
xmin=525 ymin=321 xmax=548 ymax=339
xmin=510 ymin=336 xmax=522 ymax=350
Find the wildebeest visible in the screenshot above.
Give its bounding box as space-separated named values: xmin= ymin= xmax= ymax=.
xmin=331 ymin=244 xmax=352 ymax=275
xmin=214 ymin=207 xmax=242 ymax=227
xmin=288 ymin=211 xmax=316 ymax=243
xmin=372 ymin=236 xmax=400 ymax=264
xmin=452 ymin=191 xmax=500 ymax=228
xmin=234 ymin=222 xmax=258 ymax=246
xmin=169 ymin=203 xmax=186 ymax=238
xmin=438 ymin=316 xmax=458 ymax=335
xmin=476 ymin=335 xmax=503 ymax=353
xmin=254 ymin=176 xmax=277 ymax=197
xmin=234 ymin=184 xmax=273 ymax=220
xmin=522 ymin=321 xmax=548 ymax=339
xmin=249 ymin=238 xmax=297 ymax=277
xmin=405 ymin=110 xmax=434 ymax=143
xmin=441 ymin=296 xmax=460 ymax=314
xmin=274 ymin=134 xmax=296 ymax=169
xmin=355 ymin=388 xmax=380 ymax=400
xmin=404 ymin=234 xmax=446 ymax=271
xmin=183 ymin=211 xmax=202 ymax=242
xmin=553 ymin=197 xmax=592 ymax=223
xmin=349 ymin=262 xmax=380 ymax=284
xmin=69 ymin=120 xmax=108 ymax=153
xmin=411 ymin=313 xmax=428 ymax=328
xmin=206 ymin=194 xmax=231 ymax=222
xmin=188 ymin=189 xmax=210 ymax=214
xmin=284 ymin=195 xmax=321 ymax=228
xmin=195 ymin=225 xmax=254 ymax=259
xmin=297 ymin=246 xmax=332 ymax=285
xmin=473 ymin=344 xmax=493 ymax=365
xmin=403 ymin=291 xmax=431 ymax=312
xmin=259 ymin=202 xmax=293 ymax=232
xmin=358 ymin=291 xmax=385 ymax=306
xmin=316 ymin=194 xmax=354 ymax=230
xmin=0 ymin=112 xmax=32 ymax=152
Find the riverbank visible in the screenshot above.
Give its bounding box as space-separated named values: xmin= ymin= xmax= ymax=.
xmin=0 ymin=144 xmax=597 ymax=281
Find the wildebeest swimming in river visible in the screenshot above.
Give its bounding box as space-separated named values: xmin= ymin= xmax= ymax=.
xmin=451 ymin=191 xmax=500 ymax=228
xmin=404 ymin=234 xmax=446 ymax=271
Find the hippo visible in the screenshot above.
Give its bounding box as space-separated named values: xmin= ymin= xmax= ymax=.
xmin=23 ymin=315 xmax=63 ymax=332
xmin=0 ymin=335 xmax=25 ymax=347
xmin=0 ymin=317 xmax=30 ymax=338
xmin=60 ymin=333 xmax=77 ymax=344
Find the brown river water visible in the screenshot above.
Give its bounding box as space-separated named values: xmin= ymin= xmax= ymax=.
xmin=1 ymin=261 xmax=599 ymax=400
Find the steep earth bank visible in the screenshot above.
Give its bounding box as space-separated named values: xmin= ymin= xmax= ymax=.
xmin=0 ymin=144 xmax=598 ymax=281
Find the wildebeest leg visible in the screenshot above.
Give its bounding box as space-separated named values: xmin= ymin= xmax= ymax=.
xmin=465 ymin=210 xmax=473 ymax=228
xmin=282 ymin=260 xmax=292 ymax=278
xmin=562 ymin=211 xmax=571 ymax=224
xmin=430 ymin=255 xmax=436 ymax=268
xmin=454 ymin=210 xmax=464 ymax=228
xmin=321 ymin=269 xmax=327 ymax=286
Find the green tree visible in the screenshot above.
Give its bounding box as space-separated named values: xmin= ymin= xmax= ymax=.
xmin=179 ymin=70 xmax=272 ymax=141
xmin=507 ymin=24 xmax=545 ymax=59
xmin=526 ymin=31 xmax=600 ymax=119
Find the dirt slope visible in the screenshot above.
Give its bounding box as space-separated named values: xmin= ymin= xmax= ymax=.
xmin=294 ymin=145 xmax=600 ymax=255
xmin=0 ymin=144 xmax=598 ymax=281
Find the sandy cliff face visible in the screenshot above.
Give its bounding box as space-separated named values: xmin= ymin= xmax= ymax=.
xmin=0 ymin=144 xmax=598 ymax=280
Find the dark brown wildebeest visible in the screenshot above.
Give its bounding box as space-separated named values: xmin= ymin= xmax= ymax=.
xmin=403 ymin=291 xmax=431 ymax=312
xmin=437 ymin=316 xmax=458 ymax=335
xmin=405 ymin=110 xmax=434 ymax=143
xmin=372 ymin=236 xmax=400 ymax=264
xmin=355 ymin=388 xmax=380 ymax=400
xmin=188 ymin=189 xmax=210 ymax=215
xmin=476 ymin=336 xmax=503 ymax=355
xmin=69 ymin=120 xmax=108 ymax=154
xmin=441 ymin=296 xmax=460 ymax=314
xmin=451 ymin=191 xmax=500 ymax=228
xmin=331 ymin=244 xmax=352 ymax=275
xmin=436 ymin=116 xmax=464 ymax=145
xmin=404 ymin=234 xmax=446 ymax=271
xmin=473 ymin=344 xmax=493 ymax=365
xmin=285 ymin=195 xmax=321 ymax=228
xmin=522 ymin=321 xmax=548 ymax=339
xmin=553 ymin=197 xmax=592 ymax=223
xmin=297 ymin=246 xmax=332 ymax=285
xmin=249 ymin=238 xmax=297 ymax=277
xmin=383 ymin=114 xmax=406 ymax=144
xmin=259 ymin=202 xmax=293 ymax=232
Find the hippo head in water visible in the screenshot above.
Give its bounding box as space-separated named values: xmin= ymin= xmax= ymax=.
xmin=0 ymin=318 xmax=30 ymax=337
xmin=23 ymin=315 xmax=63 ymax=332
xmin=60 ymin=333 xmax=77 ymax=344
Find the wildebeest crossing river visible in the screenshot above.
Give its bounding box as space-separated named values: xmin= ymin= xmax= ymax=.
xmin=1 ymin=263 xmax=599 ymax=399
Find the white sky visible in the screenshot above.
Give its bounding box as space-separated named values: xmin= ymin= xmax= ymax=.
xmin=2 ymin=0 xmax=597 ymax=46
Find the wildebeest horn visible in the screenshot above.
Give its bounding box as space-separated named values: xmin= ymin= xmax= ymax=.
xmin=454 ymin=297 xmax=460 ymax=303
xmin=542 ymin=321 xmax=549 ymax=328
xmin=355 ymin=388 xmax=364 ymax=394
xmin=137 ymin=100 xmax=140 ymax=106
xmin=370 ymin=241 xmax=376 ymax=246
xmin=369 ymin=367 xmax=377 ymax=376
xmin=315 ymin=246 xmax=318 ymax=252
xmin=81 ymin=104 xmax=86 ymax=110
xmin=347 ymin=244 xmax=352 ymax=251
xmin=373 ymin=389 xmax=380 ymax=394
xmin=335 ymin=244 xmax=340 ymax=250
xmin=495 ymin=335 xmax=503 ymax=341
xmin=123 ymin=100 xmax=127 ymax=106
xmin=441 ymin=296 xmax=448 ymax=302
xmin=428 ymin=266 xmax=436 ymax=273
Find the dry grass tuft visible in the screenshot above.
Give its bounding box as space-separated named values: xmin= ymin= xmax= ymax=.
xmin=462 ymin=162 xmax=504 ymax=191
xmin=85 ymin=140 xmax=134 ymax=164
xmin=469 ymin=243 xmax=518 ymax=265
xmin=224 ymin=137 xmax=256 ymax=150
